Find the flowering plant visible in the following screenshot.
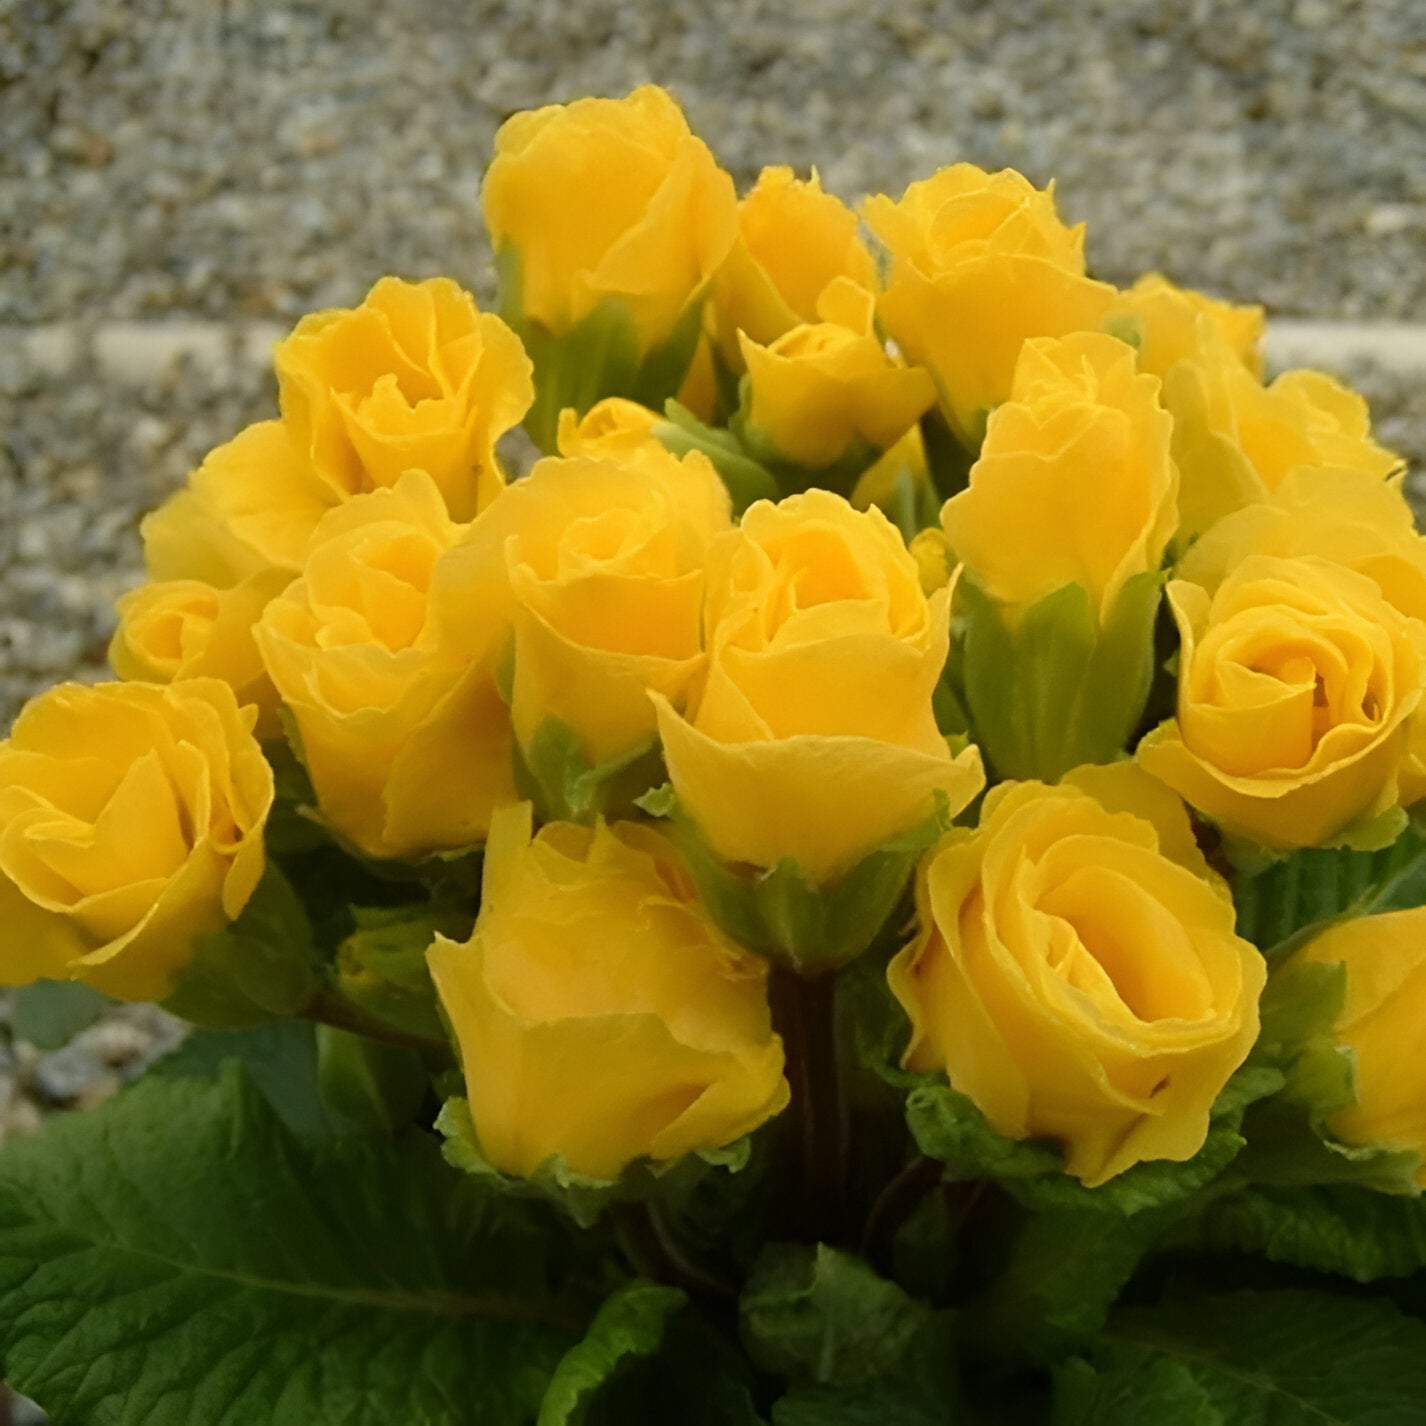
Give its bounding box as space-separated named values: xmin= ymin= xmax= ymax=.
xmin=4 ymin=86 xmax=1426 ymax=1424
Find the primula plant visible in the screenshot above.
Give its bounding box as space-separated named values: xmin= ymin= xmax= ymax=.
xmin=7 ymin=85 xmax=1426 ymax=1424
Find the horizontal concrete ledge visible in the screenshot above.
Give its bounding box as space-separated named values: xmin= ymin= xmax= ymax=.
xmin=8 ymin=317 xmax=1426 ymax=386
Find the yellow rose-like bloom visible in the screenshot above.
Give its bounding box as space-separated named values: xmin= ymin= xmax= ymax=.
xmin=426 ymin=802 xmax=789 ymax=1181
xmin=940 ymin=332 xmax=1177 ymax=622
xmin=142 ymin=278 xmax=531 ymax=577
xmin=0 ymin=679 xmax=273 ymax=1002
xmin=555 ymin=397 xmax=664 ymax=460
xmin=737 ymin=279 xmax=935 ymax=470
xmin=1137 ymin=556 xmax=1426 ymax=848
xmin=653 ymin=490 xmax=985 ymax=883
xmin=1287 ymin=908 xmax=1426 ymax=1185
xmin=1165 ymin=326 xmax=1403 ymax=538
xmin=863 ymin=164 xmax=1116 ymax=445
xmin=711 ymin=165 xmax=877 ymax=368
xmin=482 ymin=85 xmax=737 ymax=353
xmin=275 ymin=276 xmax=533 ymax=523
xmin=109 ymin=570 xmax=292 ymax=737
xmin=889 ymin=769 xmax=1265 ymax=1185
xmin=466 ymin=445 xmax=731 ymax=765
xmin=255 ymin=471 xmax=515 ymax=859
xmin=1108 ymin=272 xmax=1264 ymax=380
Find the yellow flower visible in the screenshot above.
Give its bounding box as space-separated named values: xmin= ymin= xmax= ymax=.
xmin=737 ymin=279 xmax=935 ymax=471
xmin=653 ymin=489 xmax=985 ymax=883
xmin=109 ymin=570 xmax=292 ymax=737
xmin=1137 ymin=556 xmax=1426 ymax=848
xmin=0 ymin=679 xmax=273 ymax=1002
xmin=889 ymin=768 xmax=1265 ymax=1185
xmin=940 ymin=332 xmax=1177 ymax=622
xmin=1287 ymin=908 xmax=1426 ymax=1185
xmin=711 ymin=165 xmax=877 ymax=368
xmin=863 ymin=164 xmax=1115 ymax=445
xmin=461 ymin=445 xmax=731 ymax=767
xmin=142 ymin=279 xmax=531 ymax=576
xmin=255 ymin=471 xmax=515 ymax=860
xmin=426 ymin=802 xmax=789 ymax=1181
xmin=556 ymin=397 xmax=665 ymax=460
xmin=482 ymin=85 xmax=737 ymax=354
xmin=1165 ymin=327 xmax=1403 ymax=538
xmin=1108 ymin=272 xmax=1264 ymax=380
xmin=275 ymin=276 xmax=532 ymax=522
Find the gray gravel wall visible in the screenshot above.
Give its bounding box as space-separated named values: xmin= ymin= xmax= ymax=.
xmin=4 ymin=0 xmax=1425 ymax=728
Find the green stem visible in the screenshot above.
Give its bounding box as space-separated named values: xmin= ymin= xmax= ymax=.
xmin=302 ymin=989 xmax=450 ymax=1058
xmin=860 ymin=1155 xmax=942 ymax=1270
xmin=768 ymin=967 xmax=850 ymax=1245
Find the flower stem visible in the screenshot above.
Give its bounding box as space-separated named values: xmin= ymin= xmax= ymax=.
xmin=768 ymin=966 xmax=850 ymax=1245
xmin=302 ymin=989 xmax=450 ymax=1057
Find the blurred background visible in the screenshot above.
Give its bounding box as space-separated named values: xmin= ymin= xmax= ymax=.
xmin=0 ymin=0 xmax=1423 ymax=1289
xmin=3 ymin=0 xmax=1425 ymax=730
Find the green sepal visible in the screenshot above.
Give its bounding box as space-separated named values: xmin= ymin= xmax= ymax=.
xmin=901 ymin=1066 xmax=1283 ymax=1218
xmin=314 ymin=1024 xmax=429 ymax=1134
xmin=636 ymin=785 xmax=952 ymax=974
xmin=496 ymin=247 xmax=706 ymax=453
xmin=658 ymin=399 xmax=781 ymax=515
xmin=435 ymin=1096 xmax=755 ymax=1231
xmin=161 ymin=863 xmax=322 ymax=1028
xmin=1232 ymin=812 xmax=1426 ymax=956
xmin=515 ymin=717 xmax=669 ymax=825
xmin=953 ymin=569 xmax=1164 ymax=783
xmin=332 ymin=902 xmax=470 ymax=1043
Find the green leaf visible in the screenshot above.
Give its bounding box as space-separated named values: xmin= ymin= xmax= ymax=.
xmin=161 ymin=863 xmax=322 ymax=1028
xmin=640 ymin=786 xmax=949 ymax=974
xmin=314 ymin=1024 xmax=429 ymax=1134
xmin=0 ymin=1067 xmax=583 ymax=1425
xmin=953 ymin=572 xmax=1162 ymax=784
xmin=151 ymin=1019 xmax=354 ymax=1138
xmin=537 ymin=1280 xmax=687 ymax=1425
xmin=10 ymin=979 xmax=114 ymax=1050
xmin=516 ymin=718 xmax=668 ymax=825
xmin=1233 ymin=816 xmax=1426 ymax=956
xmin=1060 ymin=1289 xmax=1426 ymax=1425
xmin=740 ymin=1244 xmax=933 ymax=1390
xmin=1177 ymin=1183 xmax=1426 ymax=1282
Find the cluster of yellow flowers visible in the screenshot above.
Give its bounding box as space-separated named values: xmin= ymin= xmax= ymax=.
xmin=3 ymin=85 xmax=1423 ymax=1193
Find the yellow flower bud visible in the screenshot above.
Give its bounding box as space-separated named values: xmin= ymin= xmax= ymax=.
xmin=1137 ymin=556 xmax=1426 ymax=849
xmin=1165 ymin=327 xmax=1402 ymax=538
xmin=1287 ymin=908 xmax=1426 ymax=1184
xmin=863 ymin=165 xmax=1116 ymax=445
xmin=483 ymin=85 xmax=737 ymax=355
xmin=109 ymin=570 xmax=291 ymax=737
xmin=555 ymin=397 xmax=664 ymax=460
xmin=427 ymin=803 xmax=789 ymax=1181
xmin=889 ymin=770 xmax=1265 ymax=1185
xmin=941 ymin=332 xmax=1177 ymax=622
xmin=0 ymin=679 xmax=273 ymax=1001
xmin=255 ymin=471 xmax=515 ymax=859
xmin=737 ymin=279 xmax=935 ymax=472
xmin=474 ymin=445 xmax=732 ymax=767
xmin=712 ymin=165 xmax=877 ymax=368
xmin=1109 ymin=272 xmax=1264 ymax=380
xmin=653 ymin=490 xmax=984 ymax=883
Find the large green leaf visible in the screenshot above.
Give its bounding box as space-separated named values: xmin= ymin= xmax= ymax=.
xmin=10 ymin=979 xmax=114 ymax=1050
xmin=1058 ymin=1289 xmax=1426 ymax=1424
xmin=1232 ymin=817 xmax=1426 ymax=955
xmin=0 ymin=1067 xmax=584 ymax=1425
